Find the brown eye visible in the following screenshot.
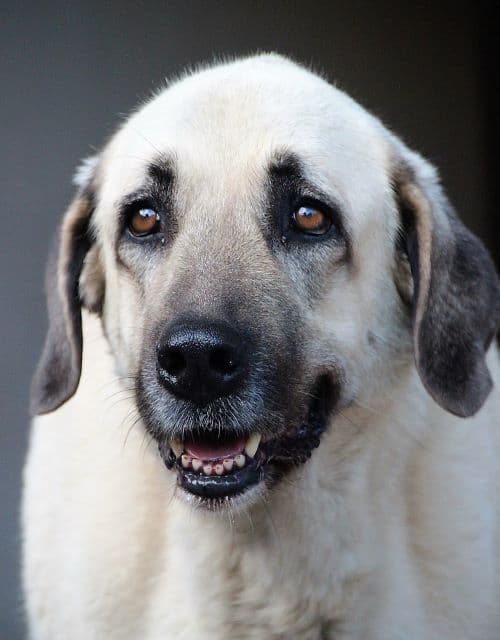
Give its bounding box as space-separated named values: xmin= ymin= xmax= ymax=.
xmin=128 ymin=207 xmax=160 ymax=236
xmin=292 ymin=205 xmax=331 ymax=235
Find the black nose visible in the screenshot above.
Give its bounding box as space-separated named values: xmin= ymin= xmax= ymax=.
xmin=157 ymin=319 xmax=248 ymax=404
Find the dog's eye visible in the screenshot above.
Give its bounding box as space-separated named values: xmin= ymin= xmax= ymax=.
xmin=128 ymin=207 xmax=160 ymax=236
xmin=292 ymin=205 xmax=332 ymax=235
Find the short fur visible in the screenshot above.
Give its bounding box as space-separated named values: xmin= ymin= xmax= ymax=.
xmin=24 ymin=55 xmax=500 ymax=639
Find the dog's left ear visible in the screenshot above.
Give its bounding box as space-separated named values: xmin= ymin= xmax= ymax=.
xmin=30 ymin=156 xmax=104 ymax=416
xmin=393 ymin=146 xmax=500 ymax=417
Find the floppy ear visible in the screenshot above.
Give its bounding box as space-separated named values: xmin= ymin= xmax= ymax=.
xmin=393 ymin=148 xmax=500 ymax=417
xmin=30 ymin=158 xmax=104 ymax=415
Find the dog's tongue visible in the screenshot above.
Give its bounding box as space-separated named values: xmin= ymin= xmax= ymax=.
xmin=184 ymin=435 xmax=246 ymax=461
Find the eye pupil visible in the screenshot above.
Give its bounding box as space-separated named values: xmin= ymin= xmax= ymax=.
xmin=293 ymin=206 xmax=331 ymax=235
xmin=129 ymin=207 xmax=159 ymax=236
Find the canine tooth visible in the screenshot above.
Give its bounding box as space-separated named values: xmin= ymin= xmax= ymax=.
xmin=235 ymin=454 xmax=246 ymax=468
xmin=192 ymin=458 xmax=202 ymax=472
xmin=223 ymin=458 xmax=234 ymax=472
xmin=181 ymin=454 xmax=191 ymax=469
xmin=244 ymin=433 xmax=261 ymax=458
xmin=203 ymin=463 xmax=213 ymax=475
xmin=214 ymin=463 xmax=224 ymax=476
xmin=171 ymin=439 xmax=183 ymax=457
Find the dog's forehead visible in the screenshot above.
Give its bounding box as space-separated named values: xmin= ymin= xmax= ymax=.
xmin=98 ymin=55 xmax=393 ymax=230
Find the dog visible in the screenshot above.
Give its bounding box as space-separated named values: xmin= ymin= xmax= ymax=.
xmin=23 ymin=54 xmax=500 ymax=639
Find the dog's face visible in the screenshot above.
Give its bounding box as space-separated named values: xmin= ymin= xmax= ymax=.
xmin=32 ymin=55 xmax=500 ymax=509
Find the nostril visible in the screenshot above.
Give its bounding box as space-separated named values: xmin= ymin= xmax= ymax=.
xmin=159 ymin=349 xmax=186 ymax=377
xmin=209 ymin=347 xmax=238 ymax=375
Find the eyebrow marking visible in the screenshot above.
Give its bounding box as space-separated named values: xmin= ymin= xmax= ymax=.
xmin=117 ymin=154 xmax=177 ymax=213
xmin=148 ymin=156 xmax=175 ymax=189
xmin=268 ymin=150 xmax=304 ymax=181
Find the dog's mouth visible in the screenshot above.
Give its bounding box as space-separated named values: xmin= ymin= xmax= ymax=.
xmin=158 ymin=376 xmax=335 ymax=506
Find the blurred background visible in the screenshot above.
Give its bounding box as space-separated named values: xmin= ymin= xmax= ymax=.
xmin=1 ymin=1 xmax=498 ymax=636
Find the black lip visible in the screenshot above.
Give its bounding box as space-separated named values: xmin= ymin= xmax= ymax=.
xmin=157 ymin=375 xmax=335 ymax=502
xmin=178 ymin=459 xmax=263 ymax=498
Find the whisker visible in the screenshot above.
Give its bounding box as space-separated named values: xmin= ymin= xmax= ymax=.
xmin=122 ymin=413 xmax=143 ymax=451
xmin=350 ymin=399 xmax=428 ymax=449
xmin=127 ymin=122 xmax=163 ymax=155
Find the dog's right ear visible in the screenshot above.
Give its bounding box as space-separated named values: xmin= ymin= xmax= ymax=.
xmin=30 ymin=157 xmax=104 ymax=415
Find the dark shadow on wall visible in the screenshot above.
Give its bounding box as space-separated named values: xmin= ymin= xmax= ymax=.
xmin=479 ymin=3 xmax=500 ymax=270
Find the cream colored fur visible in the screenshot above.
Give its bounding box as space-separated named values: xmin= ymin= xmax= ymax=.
xmin=23 ymin=55 xmax=500 ymax=639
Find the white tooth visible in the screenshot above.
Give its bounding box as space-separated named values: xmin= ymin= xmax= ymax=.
xmin=171 ymin=439 xmax=183 ymax=457
xmin=181 ymin=454 xmax=191 ymax=469
xmin=244 ymin=433 xmax=261 ymax=458
xmin=223 ymin=458 xmax=234 ymax=472
xmin=203 ymin=463 xmax=213 ymax=476
xmin=214 ymin=463 xmax=224 ymax=476
xmin=192 ymin=458 xmax=202 ymax=472
xmin=235 ymin=454 xmax=246 ymax=468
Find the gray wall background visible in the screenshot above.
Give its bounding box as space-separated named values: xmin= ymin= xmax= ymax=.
xmin=1 ymin=2 xmax=498 ymax=637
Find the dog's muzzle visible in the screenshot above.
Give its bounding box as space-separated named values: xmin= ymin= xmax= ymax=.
xmin=144 ymin=316 xmax=337 ymax=506
xmin=157 ymin=374 xmax=335 ymax=507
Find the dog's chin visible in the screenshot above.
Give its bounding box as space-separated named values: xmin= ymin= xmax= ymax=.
xmin=156 ymin=375 xmax=335 ymax=511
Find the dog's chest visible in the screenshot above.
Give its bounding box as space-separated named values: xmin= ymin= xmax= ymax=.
xmin=144 ymin=511 xmax=344 ymax=639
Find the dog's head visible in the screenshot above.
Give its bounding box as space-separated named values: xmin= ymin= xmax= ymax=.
xmin=31 ymin=55 xmax=500 ymax=508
